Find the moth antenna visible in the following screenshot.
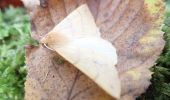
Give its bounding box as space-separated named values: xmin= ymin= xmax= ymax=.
xmin=43 ymin=43 xmax=55 ymax=51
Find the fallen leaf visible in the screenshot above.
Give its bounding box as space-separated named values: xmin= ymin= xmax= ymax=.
xmin=23 ymin=0 xmax=165 ymax=100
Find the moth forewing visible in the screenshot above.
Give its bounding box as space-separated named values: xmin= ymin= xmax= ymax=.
xmin=41 ymin=4 xmax=121 ymax=99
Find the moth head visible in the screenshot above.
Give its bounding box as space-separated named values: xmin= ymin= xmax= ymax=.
xmin=41 ymin=31 xmax=69 ymax=49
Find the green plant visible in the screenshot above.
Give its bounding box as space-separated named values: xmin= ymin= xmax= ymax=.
xmin=0 ymin=6 xmax=32 ymax=100
xmin=138 ymin=1 xmax=170 ymax=100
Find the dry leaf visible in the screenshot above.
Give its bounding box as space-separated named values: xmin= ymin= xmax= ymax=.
xmin=23 ymin=0 xmax=165 ymax=100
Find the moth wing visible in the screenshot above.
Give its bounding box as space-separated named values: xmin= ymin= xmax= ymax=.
xmin=51 ymin=4 xmax=100 ymax=39
xmin=52 ymin=38 xmax=121 ymax=99
xmin=41 ymin=4 xmax=121 ymax=99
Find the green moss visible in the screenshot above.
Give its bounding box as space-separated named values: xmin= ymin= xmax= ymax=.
xmin=0 ymin=6 xmax=34 ymax=100
xmin=138 ymin=0 xmax=170 ymax=100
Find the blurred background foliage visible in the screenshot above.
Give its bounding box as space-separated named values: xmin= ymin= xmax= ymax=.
xmin=0 ymin=6 xmax=33 ymax=100
xmin=138 ymin=0 xmax=170 ymax=100
xmin=0 ymin=0 xmax=170 ymax=100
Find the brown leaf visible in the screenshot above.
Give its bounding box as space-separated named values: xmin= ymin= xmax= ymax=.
xmin=23 ymin=0 xmax=165 ymax=100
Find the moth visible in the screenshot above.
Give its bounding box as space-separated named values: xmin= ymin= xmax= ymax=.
xmin=41 ymin=4 xmax=121 ymax=99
